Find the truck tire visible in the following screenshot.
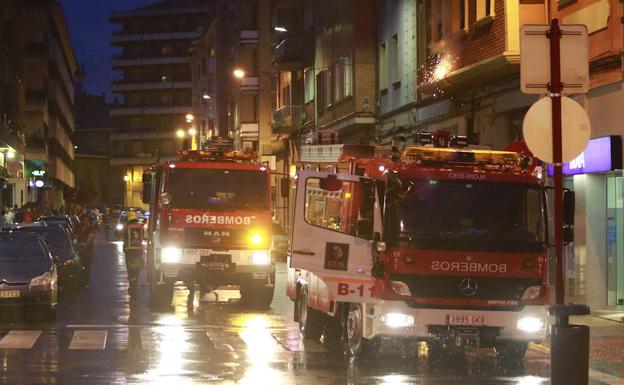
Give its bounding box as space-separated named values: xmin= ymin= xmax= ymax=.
xmin=150 ymin=278 xmax=174 ymax=310
xmin=297 ymin=286 xmax=324 ymax=340
xmin=240 ymin=278 xmax=275 ymax=309
xmin=345 ymin=303 xmax=378 ymax=357
xmin=495 ymin=341 xmax=528 ymax=366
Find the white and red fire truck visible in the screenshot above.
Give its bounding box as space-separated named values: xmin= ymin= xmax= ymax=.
xmin=288 ymin=133 xmax=567 ymax=363
xmin=143 ymin=142 xmax=275 ymax=309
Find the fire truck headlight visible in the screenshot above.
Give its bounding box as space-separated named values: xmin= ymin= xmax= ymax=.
xmin=517 ymin=316 xmax=545 ymax=333
xmin=521 ymin=285 xmax=543 ymax=300
xmin=116 ymin=224 xmax=124 ymax=231
xmin=381 ymin=313 xmax=415 ymax=328
xmin=251 ymin=251 xmax=270 ymax=265
xmin=161 ymin=247 xmax=181 ymax=263
xmin=390 ymin=280 xmax=412 ymax=296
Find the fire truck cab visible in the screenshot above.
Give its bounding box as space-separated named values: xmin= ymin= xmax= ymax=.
xmin=288 ymin=135 xmax=561 ymax=363
xmin=143 ymin=141 xmax=275 ymax=309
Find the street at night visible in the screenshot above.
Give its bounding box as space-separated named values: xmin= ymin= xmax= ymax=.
xmin=2 ymin=0 xmax=624 ymax=384
xmin=0 ymin=233 xmax=621 ymax=385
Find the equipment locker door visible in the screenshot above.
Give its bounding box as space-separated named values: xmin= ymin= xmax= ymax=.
xmin=290 ymin=171 xmax=377 ymax=303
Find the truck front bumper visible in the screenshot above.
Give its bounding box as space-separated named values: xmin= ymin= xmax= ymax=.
xmin=368 ymin=300 xmax=548 ymax=343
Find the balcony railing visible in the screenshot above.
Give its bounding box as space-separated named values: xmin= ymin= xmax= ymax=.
xmin=272 ymin=105 xmax=303 ymax=133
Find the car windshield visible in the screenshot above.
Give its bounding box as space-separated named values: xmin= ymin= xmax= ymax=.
xmin=386 ymin=180 xmax=546 ymax=252
xmin=167 ymin=168 xmax=269 ymax=209
xmin=15 ymin=229 xmax=70 ymax=250
xmin=0 ymin=239 xmax=47 ymax=260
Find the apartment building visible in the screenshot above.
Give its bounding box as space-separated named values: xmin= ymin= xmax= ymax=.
xmin=0 ymin=0 xmax=27 ymax=208
xmin=110 ymin=0 xmax=213 ymax=208
xmin=20 ymin=0 xmax=78 ymax=210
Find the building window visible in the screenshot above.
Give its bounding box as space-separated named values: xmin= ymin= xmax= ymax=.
xmin=304 ymin=68 xmax=314 ymax=103
xmin=316 ymin=70 xmax=326 ymax=113
xmin=379 ymin=42 xmax=387 ymax=90
xmin=477 ymin=0 xmax=495 ymax=20
xmin=391 ymin=34 xmax=399 ymax=84
xmin=333 ymin=61 xmax=344 ymax=102
xmin=458 ymin=0 xmax=468 ymax=30
xmin=343 ymin=55 xmax=353 ymax=97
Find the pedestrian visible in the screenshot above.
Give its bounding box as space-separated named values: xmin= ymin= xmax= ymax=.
xmin=76 ymin=213 xmax=96 ymax=282
xmin=14 ymin=207 xmax=23 ymax=223
xmin=4 ymin=207 xmax=14 ymax=224
xmin=122 ymin=211 xmax=144 ymax=295
xmin=23 ymin=209 xmax=33 ymax=223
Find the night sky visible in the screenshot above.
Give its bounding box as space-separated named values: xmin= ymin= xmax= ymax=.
xmin=59 ymin=0 xmax=157 ymax=100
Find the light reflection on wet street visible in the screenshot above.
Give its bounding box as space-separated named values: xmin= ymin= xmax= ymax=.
xmin=0 ymin=235 xmax=612 ymax=384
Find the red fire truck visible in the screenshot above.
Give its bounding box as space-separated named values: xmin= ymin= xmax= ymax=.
xmin=288 ymin=134 xmax=570 ymax=363
xmin=143 ymin=144 xmax=275 ymax=309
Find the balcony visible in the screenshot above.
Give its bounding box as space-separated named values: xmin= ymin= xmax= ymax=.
xmin=110 ymin=131 xmax=177 ymax=141
xmin=239 ymin=77 xmax=258 ymax=93
xmin=240 ymin=123 xmax=259 ymax=139
xmin=240 ymin=30 xmax=258 ymax=45
xmin=111 ymin=81 xmax=192 ymax=92
xmin=274 ymin=39 xmax=302 ymax=70
xmin=112 ymin=57 xmax=188 ymax=67
xmin=112 ymin=30 xmax=202 ymax=44
xmin=47 ymin=79 xmax=75 ymax=130
xmin=110 ymin=105 xmax=192 ymax=116
xmin=272 ymin=105 xmax=303 ymax=134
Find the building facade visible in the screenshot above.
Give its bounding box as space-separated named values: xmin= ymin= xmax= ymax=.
xmin=0 ymin=0 xmax=27 ymax=209
xmin=19 ymin=0 xmax=78 ymax=210
xmin=549 ymin=0 xmax=624 ymax=309
xmin=110 ymin=0 xmax=213 ymax=209
xmin=74 ymin=91 xmax=114 ymax=208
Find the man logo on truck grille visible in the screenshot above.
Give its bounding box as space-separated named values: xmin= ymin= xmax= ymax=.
xmin=458 ymin=277 xmax=478 ymax=297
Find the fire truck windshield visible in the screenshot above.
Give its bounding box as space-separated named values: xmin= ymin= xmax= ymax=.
xmin=167 ymin=168 xmax=269 ymax=209
xmin=387 ymin=180 xmax=546 ymax=252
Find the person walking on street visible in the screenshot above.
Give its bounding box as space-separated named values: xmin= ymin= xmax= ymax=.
xmin=122 ymin=211 xmax=144 ymax=295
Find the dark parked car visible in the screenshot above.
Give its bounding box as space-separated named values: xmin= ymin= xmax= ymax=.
xmin=0 ymin=232 xmax=58 ymax=320
xmin=38 ymin=216 xmax=76 ymax=238
xmin=11 ymin=223 xmax=85 ymax=289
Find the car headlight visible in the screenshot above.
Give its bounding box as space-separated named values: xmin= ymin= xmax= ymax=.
xmin=116 ymin=224 xmax=124 ymax=231
xmin=390 ymin=280 xmax=412 ymax=296
xmin=381 ymin=312 xmax=415 ymax=328
xmin=251 ymin=251 xmax=270 ymax=265
xmin=517 ymin=316 xmax=545 ymax=333
xmin=161 ymin=247 xmax=181 ymax=263
xmin=521 ymin=285 xmax=543 ymax=300
xmin=29 ymin=272 xmax=52 ymax=290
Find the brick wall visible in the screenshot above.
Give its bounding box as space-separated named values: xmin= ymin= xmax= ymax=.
xmin=457 ymin=0 xmax=507 ymax=68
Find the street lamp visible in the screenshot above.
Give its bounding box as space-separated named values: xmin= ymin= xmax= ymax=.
xmin=233 ymin=68 xmax=246 ymax=79
xmin=176 ymin=128 xmax=186 ymax=138
xmin=273 ymin=26 xmax=287 ymax=33
xmin=123 ymin=175 xmax=130 ymax=182
xmin=185 ymin=113 xmax=194 ymax=123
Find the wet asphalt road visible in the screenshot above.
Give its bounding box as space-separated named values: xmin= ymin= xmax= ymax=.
xmin=0 ymin=234 xmax=619 ymax=385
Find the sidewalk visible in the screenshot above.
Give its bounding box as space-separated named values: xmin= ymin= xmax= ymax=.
xmin=532 ymin=313 xmax=624 ymax=380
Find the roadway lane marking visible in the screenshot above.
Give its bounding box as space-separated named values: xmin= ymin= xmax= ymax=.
xmin=68 ymin=330 xmax=107 ymax=350
xmin=272 ymin=331 xmax=326 ymax=353
xmin=0 ymin=330 xmax=42 ymax=349
xmin=206 ymin=330 xmax=241 ymax=358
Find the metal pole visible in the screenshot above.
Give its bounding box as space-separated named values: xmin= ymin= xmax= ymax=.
xmin=548 ymin=18 xmax=564 ymax=305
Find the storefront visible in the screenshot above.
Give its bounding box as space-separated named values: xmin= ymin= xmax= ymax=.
xmin=550 ymin=136 xmax=624 ymax=309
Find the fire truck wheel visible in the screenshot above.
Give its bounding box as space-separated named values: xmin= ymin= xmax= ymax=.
xmin=297 ymin=286 xmax=324 ymax=340
xmin=495 ymin=341 xmax=528 ymax=366
xmin=150 ymin=279 xmax=174 ymax=310
xmin=240 ymin=279 xmax=275 ymax=309
xmin=345 ymin=303 xmax=378 ymax=358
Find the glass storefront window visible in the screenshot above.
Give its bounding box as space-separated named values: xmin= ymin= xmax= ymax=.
xmin=606 ymin=176 xmax=624 ymax=307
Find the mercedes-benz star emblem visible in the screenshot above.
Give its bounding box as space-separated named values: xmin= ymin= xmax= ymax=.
xmin=458 ymin=277 xmax=478 ymax=297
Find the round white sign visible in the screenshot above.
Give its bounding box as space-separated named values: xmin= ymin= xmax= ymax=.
xmin=522 ymin=96 xmax=591 ymax=163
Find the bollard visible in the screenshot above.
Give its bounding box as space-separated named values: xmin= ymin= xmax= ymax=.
xmin=549 ymin=304 xmax=591 ymax=385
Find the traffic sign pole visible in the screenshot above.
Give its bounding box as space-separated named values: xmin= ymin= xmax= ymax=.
xmin=548 ymin=19 xmax=565 ymax=306
xmin=547 ymin=18 xmax=590 ymax=385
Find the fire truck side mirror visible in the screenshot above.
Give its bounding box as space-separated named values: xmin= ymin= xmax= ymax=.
xmin=319 ymin=175 xmax=343 ymax=191
xmin=280 ymin=177 xmax=290 ymax=198
xmin=563 ymin=190 xmax=575 ymax=244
